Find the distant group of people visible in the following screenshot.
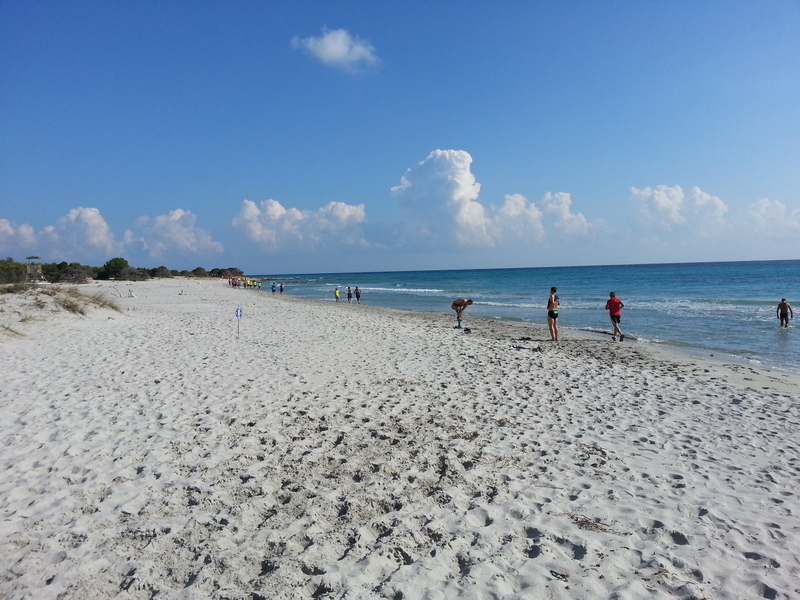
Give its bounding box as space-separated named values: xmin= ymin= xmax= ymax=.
xmin=451 ymin=290 xmax=794 ymax=340
xmin=228 ymin=278 xmax=285 ymax=295
xmin=229 ymin=278 xmax=261 ymax=290
xmin=334 ymin=286 xmax=361 ymax=304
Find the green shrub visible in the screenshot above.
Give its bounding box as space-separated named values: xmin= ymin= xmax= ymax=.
xmin=0 ymin=260 xmax=26 ymax=284
xmin=97 ymin=257 xmax=130 ymax=280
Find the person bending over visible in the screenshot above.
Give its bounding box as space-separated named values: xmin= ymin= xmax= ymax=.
xmin=451 ymin=298 xmax=473 ymax=329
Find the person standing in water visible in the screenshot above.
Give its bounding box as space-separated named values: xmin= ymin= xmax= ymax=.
xmin=547 ymin=287 xmax=560 ymax=341
xmin=451 ymin=298 xmax=473 ymax=329
xmin=334 ymin=287 xmax=340 ymax=302
xmin=355 ymin=287 xmax=361 ymax=304
xmin=777 ymin=298 xmax=793 ymax=328
xmin=605 ymin=291 xmax=625 ymax=341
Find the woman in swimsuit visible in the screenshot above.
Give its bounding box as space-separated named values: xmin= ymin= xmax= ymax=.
xmin=547 ymin=286 xmax=560 ymax=341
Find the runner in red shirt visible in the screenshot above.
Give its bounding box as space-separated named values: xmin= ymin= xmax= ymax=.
xmin=605 ymin=292 xmax=625 ymax=341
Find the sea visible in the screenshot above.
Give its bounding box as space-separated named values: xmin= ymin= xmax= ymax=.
xmin=252 ymin=260 xmax=800 ymax=374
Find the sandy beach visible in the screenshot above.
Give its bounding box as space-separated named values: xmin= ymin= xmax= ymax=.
xmin=1 ymin=278 xmax=798 ymax=600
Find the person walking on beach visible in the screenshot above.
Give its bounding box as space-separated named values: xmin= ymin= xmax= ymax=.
xmin=279 ymin=283 xmax=284 ymax=295
xmin=451 ymin=298 xmax=473 ymax=329
xmin=777 ymin=298 xmax=793 ymax=328
xmin=334 ymin=287 xmax=340 ymax=302
xmin=347 ymin=287 xmax=353 ymax=303
xmin=605 ymin=292 xmax=625 ymax=341
xmin=355 ymin=287 xmax=361 ymax=304
xmin=547 ymin=287 xmax=560 ymax=341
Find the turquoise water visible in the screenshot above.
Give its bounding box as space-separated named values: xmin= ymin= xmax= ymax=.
xmin=252 ymin=261 xmax=800 ymax=373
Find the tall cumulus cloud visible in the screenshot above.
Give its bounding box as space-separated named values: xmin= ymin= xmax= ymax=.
xmin=391 ymin=150 xmax=597 ymax=247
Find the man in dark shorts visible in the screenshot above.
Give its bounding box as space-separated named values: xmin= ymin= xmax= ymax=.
xmin=451 ymin=298 xmax=473 ymax=329
xmin=605 ymin=291 xmax=625 ymax=341
xmin=355 ymin=287 xmax=361 ymax=304
xmin=347 ymin=287 xmax=353 ymax=303
xmin=777 ymin=298 xmax=793 ymax=328
xmin=547 ymin=287 xmax=560 ymax=341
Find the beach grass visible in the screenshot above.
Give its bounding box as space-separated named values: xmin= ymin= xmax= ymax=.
xmin=0 ymin=323 xmax=23 ymax=337
xmin=0 ymin=282 xmax=33 ymax=294
xmin=0 ymin=283 xmax=122 ymax=327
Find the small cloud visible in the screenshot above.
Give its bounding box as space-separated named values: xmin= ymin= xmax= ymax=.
xmin=630 ymin=185 xmax=688 ymax=227
xmin=540 ymin=192 xmax=593 ymax=235
xmin=631 ymin=185 xmax=728 ymax=235
xmin=493 ymin=194 xmax=546 ymax=242
xmin=133 ymin=209 xmax=223 ymax=258
xmin=232 ymin=198 xmax=368 ymax=250
xmin=316 ymin=201 xmax=367 ymax=230
xmin=292 ymin=27 xmax=379 ymax=72
xmin=0 ymin=219 xmax=37 ymax=251
xmin=746 ymin=198 xmax=800 ymax=238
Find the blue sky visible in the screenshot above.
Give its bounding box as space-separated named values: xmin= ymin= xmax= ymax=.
xmin=1 ymin=1 xmax=798 ymax=274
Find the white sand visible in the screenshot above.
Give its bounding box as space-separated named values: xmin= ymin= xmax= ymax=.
xmin=1 ymin=279 xmax=798 ymax=600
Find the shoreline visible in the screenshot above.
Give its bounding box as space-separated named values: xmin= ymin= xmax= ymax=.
xmin=257 ymin=290 xmax=800 ymax=395
xmin=1 ymin=278 xmax=798 ymax=599
xmin=255 ymin=261 xmax=800 ymax=376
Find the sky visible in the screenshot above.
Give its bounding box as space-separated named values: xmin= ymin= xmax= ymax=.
xmin=1 ymin=1 xmax=799 ymax=274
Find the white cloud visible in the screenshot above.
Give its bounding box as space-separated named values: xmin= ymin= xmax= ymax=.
xmin=17 ymin=224 xmax=36 ymax=247
xmin=317 ymin=201 xmax=367 ymax=230
xmin=40 ymin=207 xmax=122 ymax=259
xmin=540 ymin=192 xmax=593 ymax=235
xmin=493 ymin=194 xmax=545 ymax=242
xmin=630 ymin=185 xmax=687 ymax=226
xmin=0 ymin=219 xmax=37 ymax=251
xmin=392 ymin=150 xmax=491 ymax=245
xmin=1 ymin=207 xmax=224 ymax=264
xmin=0 ymin=219 xmax=15 ymax=239
xmin=631 ymin=185 xmax=729 ymax=235
xmin=232 ymin=198 xmax=367 ymax=250
xmin=392 ymin=150 xmax=596 ymax=247
xmin=291 ymin=28 xmax=379 ymax=71
xmin=746 ymin=198 xmax=800 ymax=237
xmin=134 ymin=209 xmax=224 ymax=259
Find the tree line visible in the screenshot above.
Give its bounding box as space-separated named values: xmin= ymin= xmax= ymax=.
xmin=0 ymin=257 xmax=244 ymax=284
